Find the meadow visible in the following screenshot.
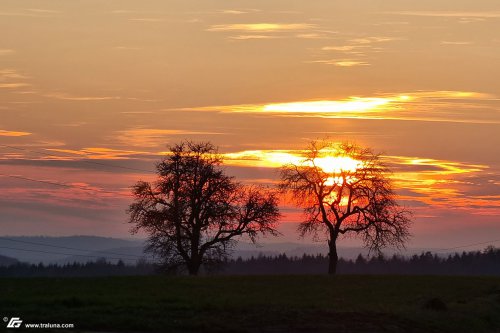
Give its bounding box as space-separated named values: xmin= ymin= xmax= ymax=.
xmin=1 ymin=275 xmax=499 ymax=332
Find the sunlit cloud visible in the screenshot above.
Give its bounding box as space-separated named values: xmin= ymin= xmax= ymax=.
xmin=309 ymin=60 xmax=370 ymax=67
xmin=388 ymin=156 xmax=486 ymax=177
xmin=296 ymin=33 xmax=332 ymax=39
xmin=407 ymin=91 xmax=492 ymax=99
xmin=0 ymin=130 xmax=32 ymax=137
xmin=113 ymin=128 xmax=226 ymax=148
xmin=321 ymin=45 xmax=367 ymax=51
xmin=220 ymin=9 xmax=260 ymax=15
xmin=186 ymin=96 xmax=394 ymax=114
xmin=220 ymin=149 xmax=497 ymax=214
xmin=221 ymin=10 xmax=247 ymax=15
xmin=222 ymin=149 xmax=481 ymax=172
xmin=182 ymin=91 xmax=497 ymax=123
xmin=45 ymin=148 xmax=149 ymax=160
xmin=1 ymin=68 xmax=29 ymax=92
xmin=207 ymin=23 xmax=315 ymax=32
xmin=0 ymin=69 xmax=28 ymax=79
xmin=441 ymin=41 xmax=473 ymax=45
xmin=224 ymin=150 xmax=302 ymax=169
xmin=315 ymin=37 xmax=400 ymax=66
xmin=388 ymin=11 xmax=500 ymax=19
xmin=458 ymin=17 xmax=486 ymax=24
xmin=224 ymin=149 xmax=361 ymax=174
xmin=42 ymin=92 xmax=120 ymax=101
xmin=0 ymin=69 xmax=30 ymax=92
xmin=349 ymin=36 xmax=403 ymax=44
xmin=129 ymin=18 xmax=165 ymax=22
xmin=0 ymin=83 xmax=31 ymax=89
xmin=262 ymin=98 xmax=390 ymax=113
xmin=389 ymin=157 xmax=497 ymax=214
xmin=229 ymin=35 xmax=277 ymax=40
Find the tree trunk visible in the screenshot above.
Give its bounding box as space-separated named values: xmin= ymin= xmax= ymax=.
xmin=187 ymin=255 xmax=201 ymax=276
xmin=328 ymin=238 xmax=338 ymax=275
xmin=188 ymin=231 xmax=201 ymax=276
xmin=187 ymin=261 xmax=200 ymax=275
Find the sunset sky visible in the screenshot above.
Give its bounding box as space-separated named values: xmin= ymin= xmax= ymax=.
xmin=1 ymin=0 xmax=499 ymax=249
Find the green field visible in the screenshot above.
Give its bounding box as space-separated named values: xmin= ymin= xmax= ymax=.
xmin=1 ymin=275 xmax=500 ymax=332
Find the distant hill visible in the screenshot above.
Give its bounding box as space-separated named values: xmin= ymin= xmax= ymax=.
xmin=0 ymin=236 xmax=145 ymax=264
xmin=0 ymin=235 xmax=445 ymax=264
xmin=0 ymin=236 xmax=348 ymax=263
xmin=0 ymin=254 xmax=18 ymax=266
xmin=56 ymin=246 xmax=148 ymax=265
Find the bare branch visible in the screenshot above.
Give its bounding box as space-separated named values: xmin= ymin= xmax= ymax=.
xmin=128 ymin=141 xmax=281 ymax=275
xmin=278 ymin=139 xmax=412 ymax=274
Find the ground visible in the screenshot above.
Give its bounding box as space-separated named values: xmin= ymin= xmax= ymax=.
xmin=1 ymin=275 xmax=500 ymax=332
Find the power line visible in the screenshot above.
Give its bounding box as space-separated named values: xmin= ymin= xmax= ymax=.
xmin=0 ymin=237 xmax=144 ymax=259
xmin=436 ymin=239 xmax=500 ymax=252
xmin=0 ymin=246 xmax=144 ymax=262
xmin=2 ymin=145 xmax=498 ymax=259
xmin=0 ymin=145 xmax=154 ymax=198
xmin=0 ymin=172 xmax=129 ymax=197
xmin=0 ymin=144 xmax=155 ymax=174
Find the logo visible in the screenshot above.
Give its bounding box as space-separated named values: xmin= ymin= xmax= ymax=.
xmin=6 ymin=317 xmax=23 ymax=328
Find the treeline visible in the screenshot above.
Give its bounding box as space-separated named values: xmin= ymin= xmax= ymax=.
xmin=0 ymin=259 xmax=155 ymax=277
xmin=1 ymin=247 xmax=499 ymax=277
xmin=223 ymin=246 xmax=500 ymax=276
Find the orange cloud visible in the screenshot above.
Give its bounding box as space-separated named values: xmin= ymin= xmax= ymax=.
xmin=113 ymin=128 xmax=225 ymax=147
xmin=207 ymin=23 xmax=315 ymax=32
xmin=46 ymin=148 xmax=148 ymax=160
xmin=181 ymin=91 xmax=497 ymax=123
xmin=0 ymin=83 xmax=31 ymax=88
xmin=220 ymin=149 xmax=496 ymax=214
xmin=388 ymin=11 xmax=500 ymax=19
xmin=230 ymin=35 xmax=278 ymax=40
xmin=0 ymin=130 xmax=31 ymax=137
xmin=42 ymin=92 xmax=120 ymax=101
xmin=309 ymin=60 xmax=370 ymax=67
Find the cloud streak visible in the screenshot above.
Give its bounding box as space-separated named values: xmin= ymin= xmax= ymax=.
xmin=42 ymin=92 xmax=121 ymax=101
xmin=113 ymin=128 xmax=226 ymax=148
xmin=181 ymin=91 xmax=497 ymax=123
xmin=387 ymin=11 xmax=500 ymax=19
xmin=309 ymin=60 xmax=370 ymax=67
xmin=220 ymin=149 xmax=497 ymax=214
xmin=207 ymin=23 xmax=315 ymax=32
xmin=0 ymin=83 xmax=31 ymax=88
xmin=229 ymin=35 xmax=278 ymax=40
xmin=45 ymin=148 xmax=149 ymax=160
xmin=0 ymin=130 xmax=32 ymax=137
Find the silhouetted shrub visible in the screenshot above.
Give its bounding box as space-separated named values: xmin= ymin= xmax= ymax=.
xmin=423 ymin=298 xmax=447 ymax=311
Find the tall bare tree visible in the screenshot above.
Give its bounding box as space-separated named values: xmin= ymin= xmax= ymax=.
xmin=129 ymin=141 xmax=280 ymax=275
xmin=280 ymin=141 xmax=411 ymax=274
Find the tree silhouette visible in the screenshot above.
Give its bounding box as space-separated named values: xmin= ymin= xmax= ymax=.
xmin=128 ymin=141 xmax=280 ymax=275
xmin=279 ymin=141 xmax=411 ymax=274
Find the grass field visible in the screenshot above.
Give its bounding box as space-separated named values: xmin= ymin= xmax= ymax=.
xmin=1 ymin=275 xmax=500 ymax=332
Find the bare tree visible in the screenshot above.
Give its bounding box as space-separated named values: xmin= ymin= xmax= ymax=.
xmin=280 ymin=141 xmax=411 ymax=275
xmin=128 ymin=141 xmax=280 ymax=275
